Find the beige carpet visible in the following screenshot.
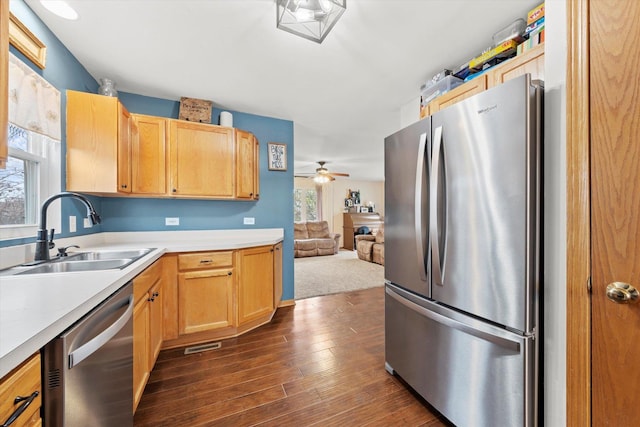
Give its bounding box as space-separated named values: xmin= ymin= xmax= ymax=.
xmin=294 ymin=249 xmax=385 ymax=299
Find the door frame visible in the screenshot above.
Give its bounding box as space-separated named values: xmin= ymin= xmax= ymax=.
xmin=566 ymin=0 xmax=591 ymax=425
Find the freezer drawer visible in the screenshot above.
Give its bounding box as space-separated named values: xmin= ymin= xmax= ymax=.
xmin=385 ymin=284 xmax=537 ymax=427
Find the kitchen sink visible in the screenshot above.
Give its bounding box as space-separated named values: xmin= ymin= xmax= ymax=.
xmin=0 ymin=248 xmax=155 ymax=276
xmin=64 ymin=248 xmax=153 ymax=261
xmin=18 ymin=258 xmax=135 ymax=275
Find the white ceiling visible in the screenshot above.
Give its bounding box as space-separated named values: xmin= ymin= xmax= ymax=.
xmin=24 ymin=0 xmax=539 ymax=181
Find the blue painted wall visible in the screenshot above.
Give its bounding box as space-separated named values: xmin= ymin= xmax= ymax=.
xmin=5 ymin=1 xmax=295 ymax=301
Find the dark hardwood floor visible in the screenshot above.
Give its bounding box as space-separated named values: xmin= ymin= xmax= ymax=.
xmin=134 ymin=287 xmax=450 ymax=426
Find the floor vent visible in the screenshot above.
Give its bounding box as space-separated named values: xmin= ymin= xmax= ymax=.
xmin=184 ymin=341 xmax=222 ymax=355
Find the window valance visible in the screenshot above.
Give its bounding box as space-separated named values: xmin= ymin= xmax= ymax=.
xmin=8 ymin=52 xmax=61 ymax=141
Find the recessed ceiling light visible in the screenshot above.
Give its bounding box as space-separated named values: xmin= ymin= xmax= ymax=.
xmin=40 ymin=1 xmax=78 ymax=20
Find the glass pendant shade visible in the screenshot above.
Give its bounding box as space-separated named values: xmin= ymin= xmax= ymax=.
xmin=276 ymin=0 xmax=346 ymax=43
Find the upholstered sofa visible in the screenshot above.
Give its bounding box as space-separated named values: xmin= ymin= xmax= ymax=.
xmin=294 ymin=221 xmax=341 ymax=258
xmin=355 ymin=227 xmax=385 ymax=265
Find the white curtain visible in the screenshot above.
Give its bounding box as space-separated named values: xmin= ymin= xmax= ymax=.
xmin=8 ymin=52 xmax=61 ymax=141
xmin=315 ymin=183 xmax=323 ymax=220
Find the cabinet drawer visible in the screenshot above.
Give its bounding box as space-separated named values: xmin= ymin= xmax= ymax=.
xmin=134 ymin=258 xmax=162 ymax=304
xmin=0 ymin=353 xmax=41 ymax=427
xmin=178 ymin=251 xmax=233 ymax=270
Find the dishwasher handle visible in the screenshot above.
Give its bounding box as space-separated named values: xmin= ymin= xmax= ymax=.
xmin=68 ymin=294 xmax=133 ymax=369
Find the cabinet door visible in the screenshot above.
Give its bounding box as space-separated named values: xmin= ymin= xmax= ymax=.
xmin=117 ymin=103 xmax=132 ymax=193
xmin=237 ymin=246 xmax=274 ymax=325
xmin=253 ymin=135 xmax=260 ymax=199
xmin=133 ymin=298 xmax=149 ymax=411
xmin=0 ymin=353 xmax=41 ymax=427
xmin=489 ymin=44 xmax=544 ymax=88
xmin=178 ymin=268 xmax=234 ymax=334
xmin=430 ymin=75 xmax=487 ymax=113
xmin=132 ymin=114 xmax=167 ymax=195
xmin=273 ymin=243 xmax=283 ymax=307
xmin=235 ymin=130 xmax=257 ymax=199
xmin=67 ymin=90 xmax=132 ymax=194
xmin=169 ymin=121 xmax=234 ymax=197
xmin=149 ymin=281 xmax=163 ymax=368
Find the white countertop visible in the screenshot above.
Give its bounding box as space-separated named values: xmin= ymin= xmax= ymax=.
xmin=0 ymin=228 xmax=283 ymax=378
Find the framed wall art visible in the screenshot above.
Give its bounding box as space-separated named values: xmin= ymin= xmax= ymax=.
xmin=268 ymin=142 xmax=287 ymax=171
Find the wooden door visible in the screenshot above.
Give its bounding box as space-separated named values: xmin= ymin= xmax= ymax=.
xmin=237 ymin=246 xmax=274 ymax=325
xmin=117 ymin=103 xmax=132 ymax=193
xmin=488 ymin=43 xmax=544 ymax=88
xmin=590 ymin=1 xmax=640 ymax=424
xmin=132 ymin=297 xmax=149 ymax=411
xmin=148 ymin=280 xmax=163 ymax=367
xmin=178 ymin=268 xmax=234 ymax=335
xmin=169 ymin=120 xmax=234 ymax=197
xmin=235 ymin=129 xmax=256 ymax=199
xmin=132 ymin=114 xmax=167 ymax=194
xmin=273 ymin=243 xmax=283 ymax=307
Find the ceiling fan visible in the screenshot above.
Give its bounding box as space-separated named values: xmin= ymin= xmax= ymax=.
xmin=296 ymin=161 xmax=350 ymax=183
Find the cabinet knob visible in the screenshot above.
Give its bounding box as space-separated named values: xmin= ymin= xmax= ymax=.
xmin=172 ymin=188 xmax=177 ymax=193
xmin=153 ymin=291 xmax=159 ymax=297
xmin=121 ymin=184 xmax=127 ymax=189
xmin=227 ymin=271 xmax=232 ymax=276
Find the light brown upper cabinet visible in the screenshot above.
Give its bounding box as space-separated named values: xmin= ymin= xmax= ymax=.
xmin=168 ymin=120 xmax=235 ymax=198
xmin=235 ymin=129 xmax=259 ymax=200
xmin=66 ymin=90 xmax=132 ymax=194
xmin=488 ymin=43 xmax=544 ymax=88
xmin=66 ymin=91 xmax=260 ymax=199
xmin=430 ymin=75 xmax=488 ymax=114
xmin=131 ymin=114 xmax=167 ymax=195
xmin=427 ymin=44 xmax=544 ymax=115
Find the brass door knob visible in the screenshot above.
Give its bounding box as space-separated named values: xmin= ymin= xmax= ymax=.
xmin=606 ymin=282 xmax=639 ymax=304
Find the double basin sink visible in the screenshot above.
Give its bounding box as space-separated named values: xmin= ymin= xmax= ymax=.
xmin=1 ymin=248 xmax=154 ymax=276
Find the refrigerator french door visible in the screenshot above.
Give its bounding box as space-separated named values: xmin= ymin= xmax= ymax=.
xmin=384 ymin=74 xmax=542 ymax=427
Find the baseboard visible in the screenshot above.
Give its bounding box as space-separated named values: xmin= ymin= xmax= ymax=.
xmin=278 ymin=299 xmax=296 ymax=308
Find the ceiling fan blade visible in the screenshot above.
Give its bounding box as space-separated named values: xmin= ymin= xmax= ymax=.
xmin=329 ymin=172 xmax=350 ymax=177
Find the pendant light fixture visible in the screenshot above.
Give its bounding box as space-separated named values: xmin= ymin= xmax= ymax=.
xmin=276 ymin=0 xmax=346 ymax=43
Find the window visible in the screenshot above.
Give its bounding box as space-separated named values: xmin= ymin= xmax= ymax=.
xmin=3 ymin=52 xmax=62 ymax=241
xmin=294 ymin=188 xmax=318 ymax=222
xmin=0 ymin=123 xmax=60 ymax=240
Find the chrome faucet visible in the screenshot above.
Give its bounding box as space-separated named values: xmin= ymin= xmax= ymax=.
xmin=34 ymin=192 xmax=101 ymax=261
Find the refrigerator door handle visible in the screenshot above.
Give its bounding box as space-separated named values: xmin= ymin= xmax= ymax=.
xmin=386 ymin=286 xmax=521 ymax=352
xmin=430 ymin=126 xmax=444 ymax=286
xmin=68 ymin=294 xmax=133 ymax=369
xmin=415 ymin=132 xmax=428 ymax=281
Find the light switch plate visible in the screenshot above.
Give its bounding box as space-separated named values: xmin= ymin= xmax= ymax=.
xmin=69 ymin=216 xmax=76 ymax=233
xmin=165 ymin=217 xmax=180 ymax=226
xmin=83 ymin=218 xmax=91 ymax=228
xmin=243 ymin=217 xmax=255 ymax=225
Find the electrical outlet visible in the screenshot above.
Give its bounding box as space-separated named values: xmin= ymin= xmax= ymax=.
xmin=69 ymin=216 xmax=76 ymax=233
xmin=165 ymin=217 xmax=180 ymax=226
xmin=243 ymin=217 xmax=255 ymax=225
xmin=83 ymin=218 xmax=91 ymax=228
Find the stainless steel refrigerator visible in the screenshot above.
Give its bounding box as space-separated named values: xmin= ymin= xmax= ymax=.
xmin=384 ymin=74 xmax=542 ymax=427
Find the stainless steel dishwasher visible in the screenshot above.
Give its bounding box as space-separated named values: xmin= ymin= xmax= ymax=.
xmin=42 ymin=282 xmax=134 ymax=427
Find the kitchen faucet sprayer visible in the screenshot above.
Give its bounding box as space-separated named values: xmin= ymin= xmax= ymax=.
xmin=34 ymin=192 xmax=101 ymax=261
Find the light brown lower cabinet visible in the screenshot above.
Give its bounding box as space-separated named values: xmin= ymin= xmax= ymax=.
xmin=160 ymin=244 xmax=282 ymax=350
xmin=132 ymin=244 xmax=283 ymax=413
xmin=178 ymin=267 xmax=235 ymax=334
xmin=237 ymin=245 xmax=274 ymax=325
xmin=132 ymin=258 xmax=163 ymax=411
xmin=0 ymin=353 xmax=42 ymax=427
